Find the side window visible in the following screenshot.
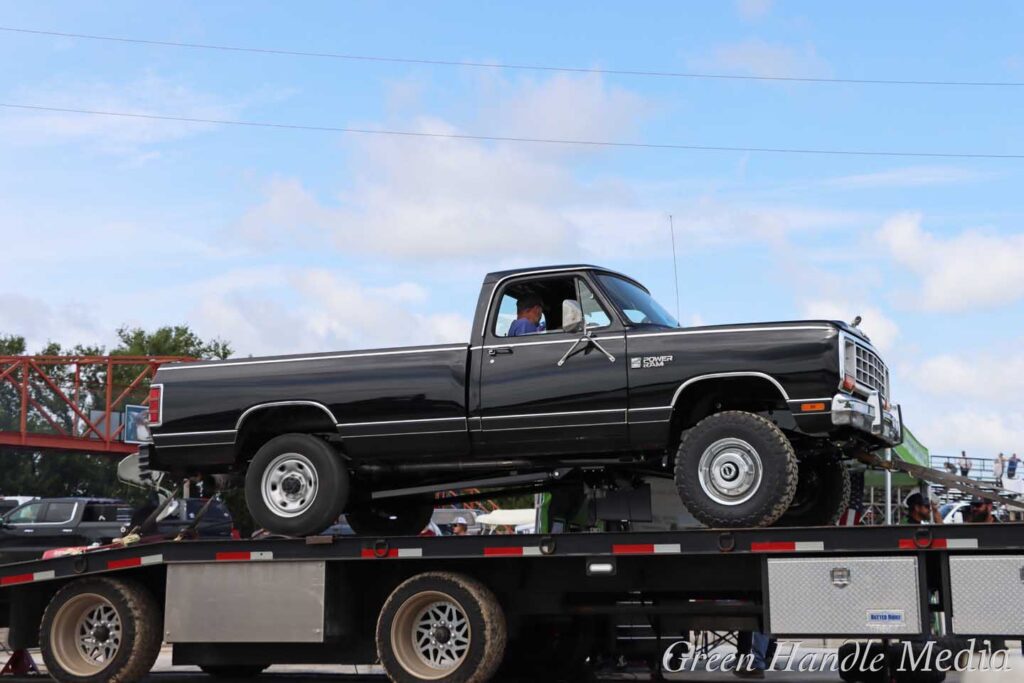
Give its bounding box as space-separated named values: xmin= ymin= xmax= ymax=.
xmin=577 ymin=280 xmax=611 ymax=329
xmin=42 ymin=502 xmax=77 ymax=524
xmin=492 ymin=276 xmax=577 ymax=338
xmin=7 ymin=502 xmax=44 ymax=524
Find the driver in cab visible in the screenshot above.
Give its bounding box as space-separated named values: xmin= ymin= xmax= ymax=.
xmin=508 ymin=295 xmax=546 ymax=336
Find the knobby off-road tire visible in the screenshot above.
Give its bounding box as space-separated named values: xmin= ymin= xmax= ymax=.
xmin=245 ymin=433 xmax=349 ymax=537
xmin=377 ymin=572 xmax=507 ymax=683
xmin=773 ymin=454 xmax=851 ymax=527
xmin=199 ymin=664 xmax=269 ymax=678
xmin=674 ymin=411 xmax=799 ymax=528
xmin=348 ymin=499 xmax=435 ymax=537
xmin=40 ymin=577 xmax=162 ymax=683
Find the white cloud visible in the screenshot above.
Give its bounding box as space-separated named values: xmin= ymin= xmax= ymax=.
xmin=690 ymin=40 xmax=831 ymax=80
xmin=0 ymin=74 xmax=241 ymax=159
xmin=0 ymin=292 xmax=108 ymax=352
xmin=800 ymin=300 xmax=900 ymax=352
xmin=824 ymin=165 xmax=985 ymax=190
xmin=186 ymin=267 xmax=469 ymax=356
xmin=909 ymin=350 xmax=1024 ymax=404
xmin=879 ymin=212 xmax=1024 ymax=311
xmin=912 ymin=409 xmax=1024 ymax=458
xmin=736 ymin=0 xmax=772 ymax=20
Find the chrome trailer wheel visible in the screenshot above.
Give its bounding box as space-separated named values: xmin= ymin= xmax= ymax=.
xmin=40 ymin=577 xmax=161 ymax=683
xmin=377 ymin=572 xmax=506 ymax=683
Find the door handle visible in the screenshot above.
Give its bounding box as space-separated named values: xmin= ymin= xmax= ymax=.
xmin=488 ymin=347 xmax=513 ymax=356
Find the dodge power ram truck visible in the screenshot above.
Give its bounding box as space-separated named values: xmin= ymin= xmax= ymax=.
xmin=141 ymin=265 xmax=902 ymax=536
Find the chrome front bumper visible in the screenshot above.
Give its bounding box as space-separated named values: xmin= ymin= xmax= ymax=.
xmin=831 ymin=392 xmax=903 ymax=446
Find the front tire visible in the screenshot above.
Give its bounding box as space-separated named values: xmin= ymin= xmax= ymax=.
xmin=773 ymin=454 xmax=851 ymax=527
xmin=40 ymin=577 xmax=162 ymax=683
xmin=377 ymin=572 xmax=506 ymax=683
xmin=674 ymin=411 xmax=798 ymax=528
xmin=245 ymin=433 xmax=349 ymax=537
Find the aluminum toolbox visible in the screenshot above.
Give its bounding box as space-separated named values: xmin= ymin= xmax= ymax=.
xmin=767 ymin=556 xmax=922 ymax=636
xmin=164 ymin=561 xmax=327 ymax=643
xmin=949 ymin=555 xmax=1024 ymax=635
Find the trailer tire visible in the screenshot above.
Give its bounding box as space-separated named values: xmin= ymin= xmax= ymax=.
xmin=348 ymin=498 xmax=434 ymax=537
xmin=377 ymin=572 xmax=506 ymax=683
xmin=773 ymin=454 xmax=851 ymax=527
xmin=245 ymin=433 xmax=349 ymax=537
xmin=674 ymin=411 xmax=798 ymax=528
xmin=39 ymin=577 xmax=161 ymax=683
xmin=887 ymin=643 xmax=947 ymax=683
xmin=199 ymin=664 xmax=269 ymax=678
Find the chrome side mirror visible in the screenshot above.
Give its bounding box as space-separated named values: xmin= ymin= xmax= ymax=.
xmin=562 ymin=299 xmax=584 ymax=334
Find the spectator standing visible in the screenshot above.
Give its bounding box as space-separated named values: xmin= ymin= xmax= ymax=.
xmin=1008 ymin=453 xmax=1020 ymax=480
xmin=958 ymin=451 xmax=972 ymax=477
xmin=993 ymin=453 xmax=1006 ymax=487
xmin=966 ymin=497 xmax=998 ymax=524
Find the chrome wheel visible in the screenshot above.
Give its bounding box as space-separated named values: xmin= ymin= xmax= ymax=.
xmin=50 ymin=594 xmax=122 ymax=676
xmin=391 ymin=591 xmax=471 ymax=679
xmin=697 ymin=437 xmax=763 ymax=506
xmin=261 ymin=452 xmax=318 ymax=518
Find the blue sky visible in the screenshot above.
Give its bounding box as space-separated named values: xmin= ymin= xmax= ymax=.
xmin=2 ymin=1 xmax=1024 ymax=457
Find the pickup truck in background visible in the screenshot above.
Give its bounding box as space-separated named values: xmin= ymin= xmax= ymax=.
xmin=0 ymin=497 xmax=234 ymax=563
xmin=142 ymin=264 xmax=902 ymax=536
xmin=0 ymin=498 xmax=131 ymax=563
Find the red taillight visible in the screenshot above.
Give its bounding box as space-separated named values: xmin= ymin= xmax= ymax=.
xmin=841 ymin=375 xmax=856 ymax=392
xmin=147 ymin=385 xmax=163 ymax=425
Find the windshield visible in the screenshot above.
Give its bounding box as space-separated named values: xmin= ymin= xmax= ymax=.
xmin=597 ymin=274 xmax=679 ymax=328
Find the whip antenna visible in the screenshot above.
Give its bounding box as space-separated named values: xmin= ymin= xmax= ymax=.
xmin=669 ymin=214 xmax=680 ymax=323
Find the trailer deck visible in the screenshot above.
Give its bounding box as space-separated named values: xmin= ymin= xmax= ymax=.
xmin=1 ymin=523 xmax=1021 ymax=682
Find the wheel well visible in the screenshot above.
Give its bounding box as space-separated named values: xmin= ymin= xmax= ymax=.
xmin=668 ymin=376 xmax=789 ymax=448
xmin=234 ymin=405 xmax=338 ymax=465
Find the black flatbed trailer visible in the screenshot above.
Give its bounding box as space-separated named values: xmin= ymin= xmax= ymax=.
xmin=1 ymin=523 xmax=1022 ymax=682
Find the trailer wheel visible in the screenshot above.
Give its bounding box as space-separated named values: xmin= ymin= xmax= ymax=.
xmin=377 ymin=572 xmax=506 ymax=683
xmin=674 ymin=411 xmax=798 ymax=528
xmin=773 ymin=454 xmax=851 ymax=527
xmin=245 ymin=433 xmax=349 ymax=536
xmin=40 ymin=577 xmax=161 ymax=683
xmin=348 ymin=499 xmax=434 ymax=537
xmin=199 ymin=664 xmax=269 ymax=678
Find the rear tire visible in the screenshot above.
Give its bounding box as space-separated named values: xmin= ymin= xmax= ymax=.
xmin=348 ymin=499 xmax=434 ymax=537
xmin=773 ymin=454 xmax=851 ymax=527
xmin=40 ymin=577 xmax=161 ymax=683
xmin=245 ymin=433 xmax=349 ymax=537
xmin=377 ymin=572 xmax=506 ymax=683
xmin=200 ymin=664 xmax=269 ymax=678
xmin=674 ymin=411 xmax=798 ymax=528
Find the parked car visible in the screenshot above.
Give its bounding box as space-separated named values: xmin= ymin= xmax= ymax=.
xmin=0 ymin=496 xmax=37 ymax=517
xmin=142 ymin=264 xmax=903 ymax=536
xmin=0 ymin=498 xmax=132 ymax=564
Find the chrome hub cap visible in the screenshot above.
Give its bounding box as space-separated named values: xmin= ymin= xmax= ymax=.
xmin=78 ymin=604 xmax=121 ymax=664
xmin=392 ymin=591 xmax=471 ymax=679
xmin=261 ymin=452 xmax=318 ymax=518
xmin=414 ymin=601 xmax=470 ymax=670
xmin=697 ymin=438 xmax=763 ymax=506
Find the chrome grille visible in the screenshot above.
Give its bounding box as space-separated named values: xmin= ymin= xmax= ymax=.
xmin=853 ymin=343 xmax=889 ymax=402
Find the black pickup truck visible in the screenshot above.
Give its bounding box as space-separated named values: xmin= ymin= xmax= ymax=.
xmin=142 ymin=265 xmax=902 ymax=536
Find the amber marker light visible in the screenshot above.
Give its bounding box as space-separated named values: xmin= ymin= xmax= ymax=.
xmin=801 ymin=402 xmax=827 ymax=412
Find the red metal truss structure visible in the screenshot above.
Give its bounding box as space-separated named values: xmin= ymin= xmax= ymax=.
xmin=0 ymin=356 xmax=193 ymax=455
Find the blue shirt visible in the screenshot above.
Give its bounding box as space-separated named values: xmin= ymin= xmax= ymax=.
xmin=508 ymin=318 xmax=544 ymax=336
